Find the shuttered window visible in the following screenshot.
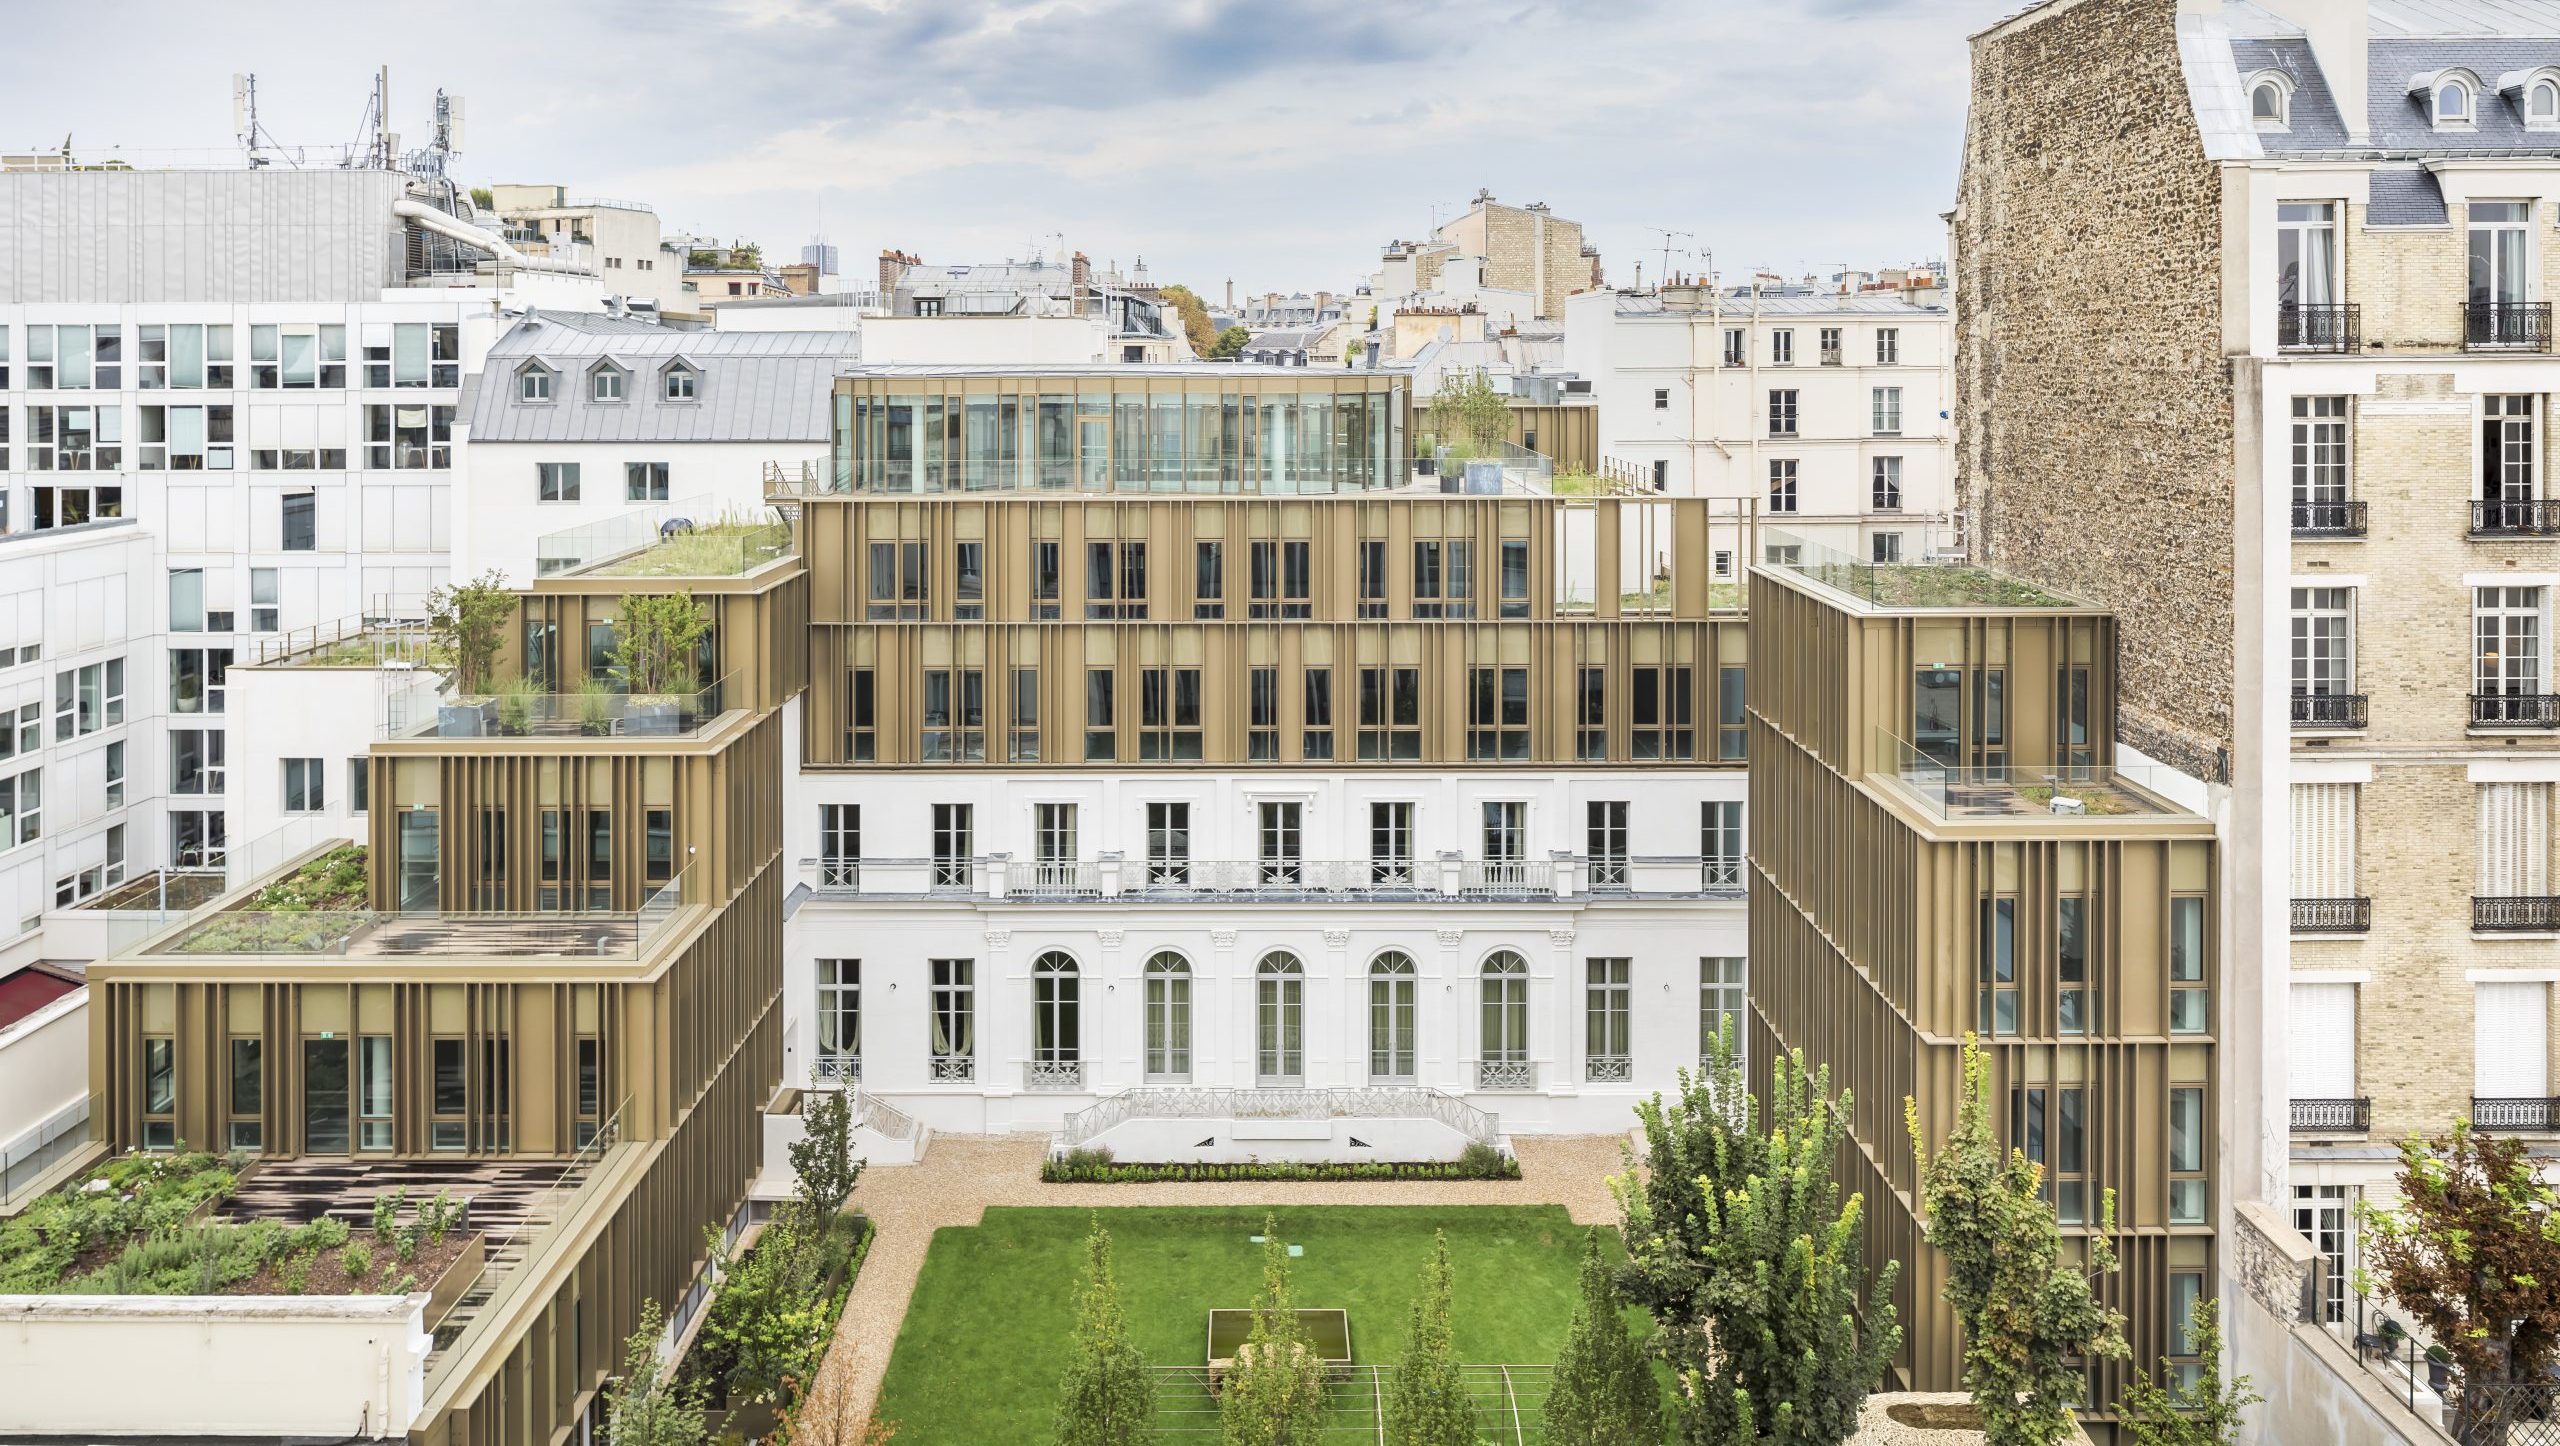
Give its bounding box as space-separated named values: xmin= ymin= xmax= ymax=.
xmin=2289 ymin=982 xmax=2356 ymax=1098
xmin=2479 ymin=782 xmax=2552 ymax=896
xmin=2292 ymin=783 xmax=2358 ymax=897
xmin=2475 ymin=980 xmax=2550 ymax=1097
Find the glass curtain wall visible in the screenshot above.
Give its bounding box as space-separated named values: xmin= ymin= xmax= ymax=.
xmin=838 ymin=375 xmax=1404 ymax=494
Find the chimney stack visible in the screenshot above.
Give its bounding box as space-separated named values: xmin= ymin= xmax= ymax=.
xmin=1071 ymin=251 xmax=1092 ymax=313
xmin=878 ymin=248 xmax=917 ymax=297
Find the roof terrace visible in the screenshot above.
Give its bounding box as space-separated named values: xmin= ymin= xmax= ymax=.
xmin=533 ymin=493 xmax=794 ymax=579
xmin=1761 ymin=528 xmax=2083 ymax=611
xmin=1875 ymin=733 xmax=2205 ymax=824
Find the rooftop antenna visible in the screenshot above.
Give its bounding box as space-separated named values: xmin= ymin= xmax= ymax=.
xmin=1644 ymin=228 xmax=1696 ymax=291
xmin=348 ymin=65 xmax=397 ymax=171
xmin=233 ymin=74 xmax=268 ymax=168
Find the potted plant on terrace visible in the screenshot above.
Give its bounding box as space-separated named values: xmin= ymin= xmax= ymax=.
xmin=610 ymin=593 xmax=712 ymax=737
xmin=425 ymin=571 xmax=515 ymax=738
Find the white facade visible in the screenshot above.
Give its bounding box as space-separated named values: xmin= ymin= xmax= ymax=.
xmin=1564 ymin=288 xmax=1957 ymax=560
xmin=779 ymin=712 xmax=1749 ymax=1141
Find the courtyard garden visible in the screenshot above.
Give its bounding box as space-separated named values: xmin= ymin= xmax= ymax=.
xmin=874 ymin=1204 xmax=1638 ymax=1444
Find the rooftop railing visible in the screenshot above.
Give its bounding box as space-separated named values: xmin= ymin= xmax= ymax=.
xmin=532 ymin=496 xmax=792 ymax=578
xmin=1880 ymin=733 xmax=2199 ymax=822
xmin=383 ymin=672 xmax=732 ymax=741
xmin=151 ymin=866 xmax=693 ymax=961
xmin=1762 ymin=528 xmax=2080 ymax=610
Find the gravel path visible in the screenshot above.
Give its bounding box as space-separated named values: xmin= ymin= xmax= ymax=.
xmin=795 ymin=1132 xmax=1634 ymax=1438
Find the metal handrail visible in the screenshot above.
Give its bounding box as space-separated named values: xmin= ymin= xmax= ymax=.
xmin=423 ymin=1097 xmax=628 ymax=1388
xmin=1058 ymin=1086 xmax=1499 ymax=1150
xmin=2291 ymin=896 xmax=2372 ymax=933
xmin=2289 ymin=1096 xmax=2370 ymax=1132
xmin=0 ymin=1096 xmax=91 ymax=1205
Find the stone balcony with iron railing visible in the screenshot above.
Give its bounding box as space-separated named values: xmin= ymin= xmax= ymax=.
xmin=2278 ymin=302 xmax=2360 ymax=354
xmin=2473 ymin=895 xmax=2560 ymax=932
xmin=2469 ymin=498 xmax=2560 ymax=538
xmin=2290 ymin=499 xmax=2367 ymax=538
xmin=797 ymin=853 xmax=1748 ymax=905
xmin=2471 ymin=1095 xmax=2560 ymax=1131
xmin=2465 ymin=300 xmax=2552 ymax=352
xmin=2469 ymin=692 xmax=2560 ymax=729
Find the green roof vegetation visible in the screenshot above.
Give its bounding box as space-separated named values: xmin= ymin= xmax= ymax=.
xmin=581 ymin=519 xmax=791 ymax=579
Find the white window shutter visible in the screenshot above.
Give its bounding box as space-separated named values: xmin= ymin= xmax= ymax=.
xmin=2475 ymin=981 xmax=2551 ymax=1097
xmin=2479 ymin=783 xmax=2552 ymax=897
xmin=2292 ymin=783 xmax=2356 ymax=897
xmin=2290 ymin=982 xmax=2357 ymax=1098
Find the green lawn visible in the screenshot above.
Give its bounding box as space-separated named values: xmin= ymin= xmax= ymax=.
xmin=874 ymin=1205 xmax=1633 ymax=1444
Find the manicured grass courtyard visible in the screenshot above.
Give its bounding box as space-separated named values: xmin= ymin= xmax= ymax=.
xmin=874 ymin=1205 xmax=1637 ymax=1444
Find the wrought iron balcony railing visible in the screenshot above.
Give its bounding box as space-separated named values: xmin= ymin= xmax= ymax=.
xmin=1474 ymin=1058 xmax=1537 ymax=1092
xmin=2474 ymin=895 xmax=2560 ymax=931
xmin=2471 ymin=498 xmax=2560 ymax=536
xmin=2290 ymin=500 xmax=2366 ymax=537
xmin=811 ymin=1054 xmax=861 ymax=1084
xmin=1585 ymin=1055 xmax=1633 ymax=1084
xmin=2291 ymin=897 xmax=2371 ymax=933
xmin=928 ymin=1055 xmax=976 ymax=1083
xmin=2465 ymin=300 xmax=2553 ymax=351
xmin=2473 ymin=1095 xmax=2560 ymax=1131
xmin=2291 ymin=692 xmax=2367 ymax=729
xmin=2290 ymin=1097 xmax=2370 ymax=1132
xmin=2279 ymin=302 xmax=2360 ymax=353
xmin=2472 ymin=693 xmax=2560 ymax=728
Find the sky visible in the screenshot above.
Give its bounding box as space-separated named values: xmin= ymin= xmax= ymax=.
xmin=10 ymin=0 xmax=2022 ymax=297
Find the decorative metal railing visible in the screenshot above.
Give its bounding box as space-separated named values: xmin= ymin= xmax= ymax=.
xmin=1585 ymin=1055 xmax=1634 ymax=1084
xmin=1057 ymin=1085 xmax=1500 ymax=1150
xmin=2290 ymin=1096 xmax=2370 ymax=1132
xmin=2471 ymin=498 xmax=2560 ymax=536
xmin=929 ymin=1055 xmax=977 ymax=1083
xmin=812 ymin=1053 xmax=860 ymax=1083
xmin=2465 ymin=300 xmax=2552 ymax=351
xmin=2291 ymin=692 xmax=2368 ymax=729
xmin=2474 ymin=895 xmax=2560 ymax=931
xmin=2470 ymin=693 xmax=2560 ymax=728
xmin=1475 ymin=1058 xmax=1538 ymax=1091
xmin=2279 ymin=302 xmax=2360 ymax=353
xmin=1026 ymin=1059 xmax=1087 ymax=1092
xmin=2290 ymin=897 xmax=2371 ymax=933
xmin=2473 ymin=1095 xmax=2560 ymax=1131
xmin=2290 ymin=499 xmax=2366 ymax=537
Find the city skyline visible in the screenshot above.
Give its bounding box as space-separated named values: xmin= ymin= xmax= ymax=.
xmin=6 ymin=0 xmax=2009 ymax=292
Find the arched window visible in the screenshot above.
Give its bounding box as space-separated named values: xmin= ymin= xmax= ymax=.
xmin=2251 ymin=78 xmax=2287 ymax=129
xmin=1256 ymin=952 xmax=1304 ymax=1085
xmin=1144 ymin=952 xmax=1192 ymax=1082
xmin=1030 ymin=952 xmax=1081 ymax=1087
xmin=1369 ymin=951 xmax=1418 ymax=1081
xmin=1478 ymin=950 xmax=1531 ymax=1090
xmin=2532 ymin=78 xmax=2560 ymax=127
xmin=2437 ymin=77 xmax=2473 ymax=125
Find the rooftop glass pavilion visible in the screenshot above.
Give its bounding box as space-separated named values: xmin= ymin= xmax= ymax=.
xmin=830 ymin=364 xmax=1412 ymax=495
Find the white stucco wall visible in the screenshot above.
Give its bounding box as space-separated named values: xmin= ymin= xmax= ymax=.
xmin=226 ymin=663 xmax=405 ymax=850
xmin=455 ymin=439 xmax=818 ymax=585
xmin=0 ymin=1294 xmax=429 ymax=1438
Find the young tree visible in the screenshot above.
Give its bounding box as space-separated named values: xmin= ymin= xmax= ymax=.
xmin=1910 ymin=1036 xmax=2125 ymax=1446
xmin=1208 ymin=326 xmax=1251 ymax=361
xmin=698 ymin=1217 xmax=832 ymax=1405
xmin=2358 ymin=1120 xmax=2560 ymax=1443
xmin=1616 ymin=1023 xmax=1898 ymax=1445
xmin=611 ymin=592 xmax=712 ymax=697
xmin=792 ymin=1087 xmax=865 ymax=1225
xmin=425 ymin=569 xmax=516 ymax=693
xmin=608 ymin=1299 xmax=707 ymax=1446
xmin=1384 ymin=1232 xmax=1476 ymax=1446
xmin=2117 ymin=1298 xmax=2259 ymax=1446
xmin=1220 ymin=1215 xmax=1326 ymax=1446
xmin=1054 ymin=1217 xmax=1155 ymax=1446
xmin=1542 ymin=1230 xmax=1663 ymax=1446
xmin=1427 ymin=370 xmax=1511 ymax=457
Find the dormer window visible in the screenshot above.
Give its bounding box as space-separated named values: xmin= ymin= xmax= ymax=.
xmin=589 ymin=362 xmax=627 ymax=403
xmin=2436 ymin=75 xmax=2475 ymax=127
xmin=516 ymin=363 xmax=554 ymax=403
xmin=662 ymin=362 xmax=698 ymax=402
xmin=2531 ymin=77 xmax=2560 ymax=128
xmin=2250 ymin=74 xmax=2290 ymax=131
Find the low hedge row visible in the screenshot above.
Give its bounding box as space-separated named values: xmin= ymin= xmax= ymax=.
xmin=1039 ymin=1155 xmax=1521 ymax=1185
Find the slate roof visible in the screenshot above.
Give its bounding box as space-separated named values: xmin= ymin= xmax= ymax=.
xmin=2368 ymin=164 xmax=2453 ymax=223
xmin=468 ymin=310 xmax=858 ymax=444
xmin=2232 ymin=38 xmax=2355 ymax=147
xmin=1611 ymin=292 xmax=1945 ymax=318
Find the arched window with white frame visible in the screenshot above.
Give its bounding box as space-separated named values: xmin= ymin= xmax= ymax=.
xmin=2532 ymin=76 xmax=2560 ymax=128
xmin=1368 ymin=951 xmax=1417 ymax=1082
xmin=1477 ymin=950 xmax=1532 ymax=1090
xmin=2250 ymin=74 xmax=2290 ymax=130
xmin=1256 ymin=952 xmax=1304 ymax=1085
xmin=1143 ymin=952 xmax=1191 ymax=1082
xmin=1030 ymin=951 xmax=1082 ymax=1090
